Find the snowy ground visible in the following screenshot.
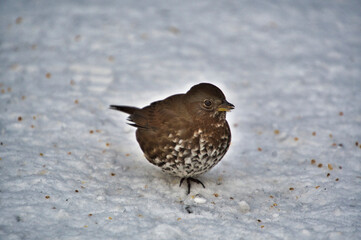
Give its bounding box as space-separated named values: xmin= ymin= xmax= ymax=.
xmin=1 ymin=0 xmax=361 ymax=239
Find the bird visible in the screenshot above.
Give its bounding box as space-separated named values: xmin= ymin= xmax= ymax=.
xmin=110 ymin=83 xmax=234 ymax=194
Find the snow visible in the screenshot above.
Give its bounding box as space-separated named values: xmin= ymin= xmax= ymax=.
xmin=1 ymin=0 xmax=361 ymax=239
xmin=193 ymin=195 xmax=207 ymax=204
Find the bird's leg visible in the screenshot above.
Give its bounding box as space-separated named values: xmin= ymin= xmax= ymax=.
xmin=179 ymin=178 xmax=186 ymax=187
xmin=188 ymin=178 xmax=206 ymax=188
xmin=179 ymin=177 xmax=206 ymax=195
xmin=186 ymin=179 xmax=191 ymax=195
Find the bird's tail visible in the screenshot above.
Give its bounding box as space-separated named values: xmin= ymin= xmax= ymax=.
xmin=109 ymin=105 xmax=139 ymax=115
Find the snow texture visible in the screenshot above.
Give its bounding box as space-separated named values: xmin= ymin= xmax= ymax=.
xmin=1 ymin=0 xmax=361 ymax=239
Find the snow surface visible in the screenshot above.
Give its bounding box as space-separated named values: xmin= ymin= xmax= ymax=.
xmin=1 ymin=0 xmax=361 ymax=239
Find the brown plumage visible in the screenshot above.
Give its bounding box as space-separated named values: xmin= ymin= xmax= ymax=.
xmin=110 ymin=83 xmax=234 ymax=194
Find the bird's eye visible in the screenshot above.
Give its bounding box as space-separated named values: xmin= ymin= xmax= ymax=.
xmin=203 ymin=99 xmax=212 ymax=108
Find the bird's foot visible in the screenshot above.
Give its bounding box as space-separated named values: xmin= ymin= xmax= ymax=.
xmin=179 ymin=177 xmax=206 ymax=195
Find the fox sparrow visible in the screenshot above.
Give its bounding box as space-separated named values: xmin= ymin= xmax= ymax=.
xmin=110 ymin=83 xmax=234 ymax=194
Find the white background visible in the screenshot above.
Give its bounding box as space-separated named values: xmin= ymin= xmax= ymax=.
xmin=1 ymin=0 xmax=360 ymax=239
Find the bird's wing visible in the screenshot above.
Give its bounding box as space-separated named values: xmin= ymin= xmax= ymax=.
xmin=130 ymin=94 xmax=191 ymax=130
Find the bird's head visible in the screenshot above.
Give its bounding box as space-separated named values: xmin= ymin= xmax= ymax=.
xmin=185 ymin=83 xmax=234 ymax=121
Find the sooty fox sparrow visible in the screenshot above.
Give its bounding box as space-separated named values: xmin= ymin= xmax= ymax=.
xmin=110 ymin=83 xmax=234 ymax=194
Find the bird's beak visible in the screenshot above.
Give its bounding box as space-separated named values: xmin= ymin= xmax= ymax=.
xmin=217 ymin=100 xmax=235 ymax=112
